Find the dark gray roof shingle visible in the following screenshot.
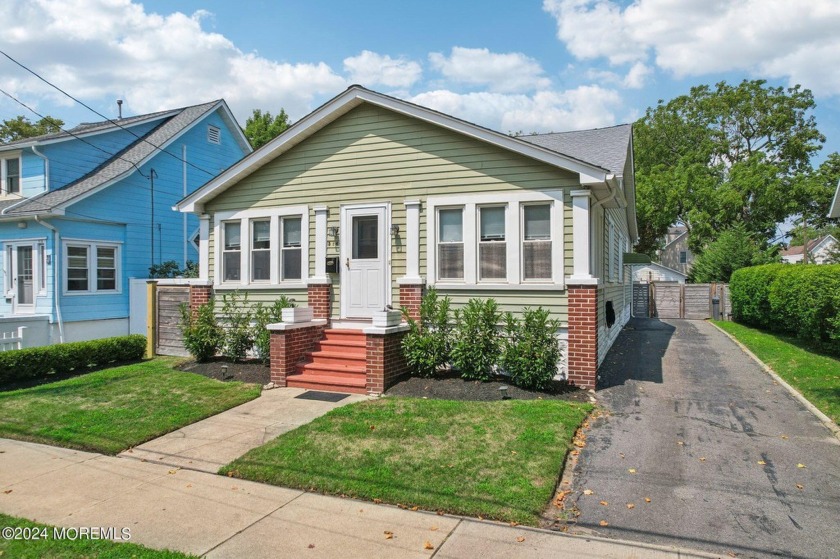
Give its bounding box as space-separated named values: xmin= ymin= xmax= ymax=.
xmin=3 ymin=101 xmax=220 ymax=216
xmin=520 ymin=124 xmax=632 ymax=173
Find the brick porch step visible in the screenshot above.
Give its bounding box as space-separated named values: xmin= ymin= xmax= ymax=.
xmin=285 ymin=328 xmax=367 ymax=394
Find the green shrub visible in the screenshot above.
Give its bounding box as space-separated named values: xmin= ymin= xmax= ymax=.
xmin=0 ymin=335 xmax=146 ymax=385
xmin=220 ymin=291 xmax=254 ymax=362
xmin=500 ymin=308 xmax=562 ymax=390
xmin=401 ymin=288 xmax=452 ymax=377
xmin=179 ymin=299 xmax=223 ymax=362
xmin=253 ymin=296 xmax=296 ymax=363
xmin=451 ymin=298 xmax=501 ymax=381
xmin=730 ymin=263 xmax=840 ymax=354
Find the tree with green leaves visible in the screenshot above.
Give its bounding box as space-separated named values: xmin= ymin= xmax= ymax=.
xmin=243 ymin=109 xmax=290 ymax=149
xmin=634 ymin=79 xmax=826 ymax=255
xmin=688 ymin=224 xmax=779 ymax=283
xmin=0 ymin=115 xmax=64 ymax=143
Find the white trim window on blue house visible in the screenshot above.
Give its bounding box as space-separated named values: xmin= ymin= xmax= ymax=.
xmin=1 ymin=154 xmax=21 ymax=196
xmin=63 ymin=240 xmax=121 ymax=295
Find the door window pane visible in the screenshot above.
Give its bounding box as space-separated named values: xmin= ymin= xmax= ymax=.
xmin=16 ymin=246 xmax=33 ymax=304
xmin=352 ymin=216 xmax=378 ymax=259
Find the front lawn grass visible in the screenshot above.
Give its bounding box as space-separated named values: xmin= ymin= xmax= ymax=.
xmin=0 ymin=358 xmax=261 ymax=454
xmin=714 ymin=321 xmax=840 ymax=424
xmin=0 ymin=513 xmax=196 ymax=558
xmin=221 ymin=397 xmax=591 ymax=525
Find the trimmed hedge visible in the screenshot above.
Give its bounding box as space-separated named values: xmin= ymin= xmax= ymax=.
xmin=730 ymin=264 xmax=840 ymax=354
xmin=0 ymin=334 xmax=147 ymax=385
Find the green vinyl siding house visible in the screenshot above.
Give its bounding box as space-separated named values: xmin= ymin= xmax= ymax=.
xmin=178 ymin=86 xmax=637 ymax=393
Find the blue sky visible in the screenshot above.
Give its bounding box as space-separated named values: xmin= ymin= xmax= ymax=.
xmin=1 ymin=0 xmax=839 ymax=161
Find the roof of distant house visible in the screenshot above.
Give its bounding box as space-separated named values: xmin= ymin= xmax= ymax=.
xmin=780 ymin=235 xmax=837 ymax=256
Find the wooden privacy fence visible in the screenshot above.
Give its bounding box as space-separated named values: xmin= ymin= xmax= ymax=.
xmin=155 ymin=285 xmax=190 ymax=356
xmin=634 ymin=282 xmax=730 ymax=320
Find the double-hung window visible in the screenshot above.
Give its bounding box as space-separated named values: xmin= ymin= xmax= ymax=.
xmin=64 ymin=242 xmax=120 ymax=293
xmin=281 ymin=217 xmax=302 ymax=280
xmin=1 ymin=157 xmax=20 ymax=195
xmin=223 ymin=222 xmax=241 ymax=282
xmin=438 ymin=208 xmax=464 ymax=280
xmin=251 ymin=220 xmax=270 ymax=282
xmin=522 ymin=204 xmax=552 ymax=281
xmin=478 ymin=206 xmax=506 ymax=281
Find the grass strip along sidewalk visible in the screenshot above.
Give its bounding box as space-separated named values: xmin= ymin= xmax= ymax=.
xmin=0 ymin=513 xmax=196 ymax=558
xmin=0 ymin=358 xmax=261 ymax=455
xmin=222 ymin=397 xmax=591 ymax=525
xmin=714 ymin=321 xmax=840 ymax=424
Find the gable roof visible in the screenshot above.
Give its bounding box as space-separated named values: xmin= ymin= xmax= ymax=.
xmin=1 ymin=100 xmax=250 ymax=217
xmin=178 ymin=85 xmax=632 ymax=214
xmin=781 ymin=235 xmax=837 ymax=257
xmin=520 ymin=124 xmax=632 ymax=174
xmin=633 ymin=261 xmax=688 ymax=279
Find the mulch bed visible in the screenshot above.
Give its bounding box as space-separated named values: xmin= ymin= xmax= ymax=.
xmin=385 ymin=371 xmax=591 ymax=402
xmin=176 ymin=357 xmax=271 ymax=385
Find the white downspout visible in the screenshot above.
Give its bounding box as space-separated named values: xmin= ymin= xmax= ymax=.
xmin=182 ymin=144 xmax=188 ymax=268
xmin=31 ymin=146 xmax=49 ymax=191
xmin=34 ymin=216 xmax=64 ymax=343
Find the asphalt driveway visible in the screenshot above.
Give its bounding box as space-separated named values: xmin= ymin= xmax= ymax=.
xmin=567 ymin=318 xmax=840 ymax=559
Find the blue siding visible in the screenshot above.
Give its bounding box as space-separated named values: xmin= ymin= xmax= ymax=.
xmin=38 ymin=119 xmax=164 ymax=190
xmin=20 ymin=151 xmax=47 ymax=197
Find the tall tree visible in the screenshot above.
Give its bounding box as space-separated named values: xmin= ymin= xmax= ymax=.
xmin=634 ymin=80 xmax=825 ymax=255
xmin=0 ymin=115 xmax=64 ymax=143
xmin=243 ymin=109 xmax=290 ymax=149
xmin=688 ymin=224 xmax=779 ymax=283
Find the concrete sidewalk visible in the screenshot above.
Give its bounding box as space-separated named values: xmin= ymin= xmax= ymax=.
xmin=1 ymin=438 xmax=720 ymax=558
xmin=119 ymin=387 xmax=367 ymax=473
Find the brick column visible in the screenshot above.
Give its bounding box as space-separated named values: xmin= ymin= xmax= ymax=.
xmin=189 ymin=283 xmax=213 ymax=312
xmin=269 ymin=322 xmax=326 ymax=387
xmin=307 ymin=282 xmax=331 ymax=321
xmin=365 ymin=327 xmax=410 ymax=395
xmin=567 ymin=284 xmax=598 ymax=389
xmin=398 ymin=282 xmax=424 ymax=323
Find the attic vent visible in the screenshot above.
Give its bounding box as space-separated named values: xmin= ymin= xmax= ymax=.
xmin=207 ymin=125 xmax=221 ymax=145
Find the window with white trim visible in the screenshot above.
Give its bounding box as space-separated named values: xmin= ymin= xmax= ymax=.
xmin=522 ymin=204 xmax=552 ymax=281
xmin=64 ymin=242 xmax=120 ymax=293
xmin=478 ymin=206 xmax=506 ymax=281
xmin=281 ymin=216 xmax=302 ymax=280
xmin=250 ymin=220 xmax=270 ymax=282
xmin=1 ymin=157 xmax=20 ymax=195
xmin=438 ymin=208 xmax=464 ymax=280
xmin=222 ymin=221 xmax=241 ymax=282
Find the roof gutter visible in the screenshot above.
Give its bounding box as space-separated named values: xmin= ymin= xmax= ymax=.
xmin=592 ymin=174 xmax=620 ymax=210
xmin=30 ymin=146 xmax=49 ymax=192
xmin=34 ymin=216 xmax=64 ymax=343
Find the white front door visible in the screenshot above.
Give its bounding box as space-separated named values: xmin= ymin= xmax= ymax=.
xmin=7 ymin=244 xmax=36 ymax=314
xmin=341 ymin=205 xmax=388 ymax=319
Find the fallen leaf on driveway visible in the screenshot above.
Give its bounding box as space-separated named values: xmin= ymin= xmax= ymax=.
xmin=599 ymin=520 xmax=609 ymax=527
xmin=308 ymin=544 xmax=315 ymax=549
xmin=781 ymin=435 xmax=788 ymax=440
xmin=757 ymin=460 xmax=766 ymax=465
xmin=599 ymin=500 xmax=609 ymax=506
xmin=644 ymin=497 xmax=652 ymax=503
xmin=384 ymin=531 xmax=393 ymax=540
xmin=628 ymin=468 xmax=637 ymax=474
xmin=424 ymin=541 xmax=434 ymax=550
xmin=796 ymin=484 xmax=804 ymax=490
xmin=430 ymin=526 xmax=439 ymax=531
xmin=583 ymin=489 xmax=594 ymax=495
xmin=797 ymin=463 xmax=806 ymax=469
xmin=516 ymin=536 xmax=526 ymax=543
xmin=619 ymin=453 xmax=625 ymax=459
xmin=677 ymin=441 xmax=684 ymax=446
xmin=3 ymin=490 xmax=11 ymax=494
xmin=626 ymin=503 xmax=635 ymax=509
xmin=699 ymin=457 xmax=706 ymax=462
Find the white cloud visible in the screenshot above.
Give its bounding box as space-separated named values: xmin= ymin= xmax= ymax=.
xmin=428 ymin=47 xmax=551 ymax=93
xmin=543 ymin=0 xmax=840 ymax=95
xmin=410 ymin=85 xmax=621 ymax=133
xmin=623 ymin=62 xmax=651 ymax=89
xmin=343 ymin=51 xmax=422 ymax=89
xmin=0 ymin=0 xmax=346 ymax=121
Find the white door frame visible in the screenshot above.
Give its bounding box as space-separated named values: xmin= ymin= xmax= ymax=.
xmin=339 ymin=202 xmax=391 ymax=319
xmin=6 ymin=241 xmax=39 ymax=315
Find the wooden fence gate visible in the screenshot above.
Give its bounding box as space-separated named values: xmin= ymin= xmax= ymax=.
xmin=632 ymin=283 xmax=650 ymax=317
xmin=156 ymin=285 xmax=190 ymax=356
xmin=648 ymin=282 xmax=730 ymax=320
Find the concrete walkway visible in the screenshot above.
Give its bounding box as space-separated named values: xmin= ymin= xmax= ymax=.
xmin=1 ymin=438 xmax=721 ymax=558
xmin=569 ymin=319 xmax=840 ymax=559
xmin=119 ymin=387 xmax=367 ymax=473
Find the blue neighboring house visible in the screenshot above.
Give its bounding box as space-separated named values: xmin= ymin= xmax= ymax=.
xmin=0 ymin=100 xmax=251 ymax=345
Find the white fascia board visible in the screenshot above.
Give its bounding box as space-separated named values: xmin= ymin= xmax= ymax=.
xmin=830 ymin=179 xmax=840 ymax=218
xmin=178 ymin=86 xmax=610 ymax=213
xmin=216 ymin=100 xmax=253 ymax=154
